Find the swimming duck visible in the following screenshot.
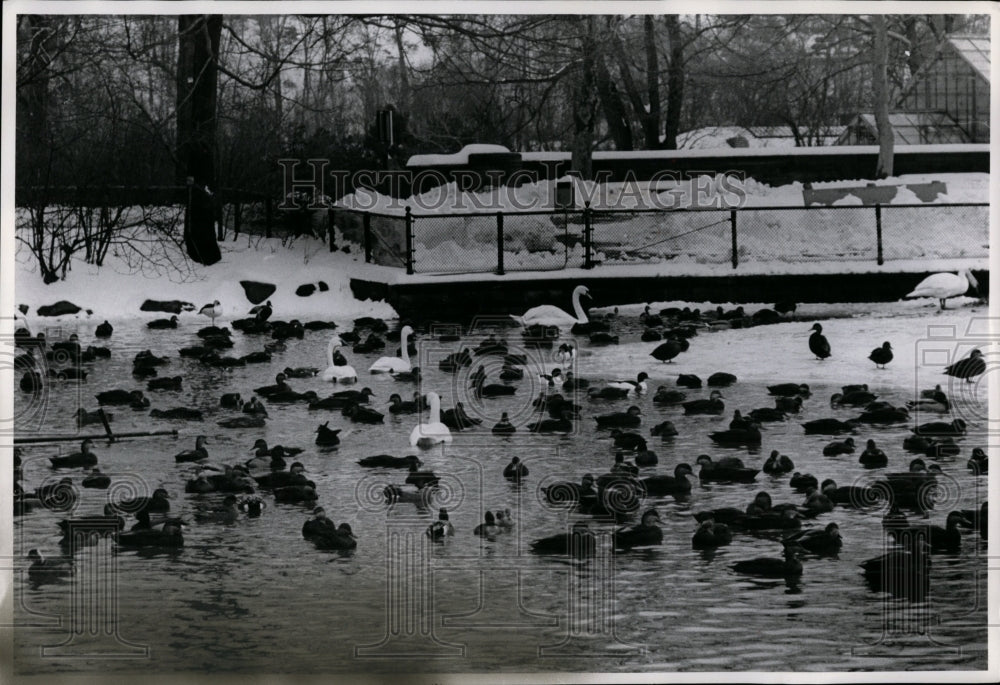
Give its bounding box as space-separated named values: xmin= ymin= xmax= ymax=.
xmin=857 ymin=439 xmax=888 ymax=468
xmin=403 ymin=464 xmax=440 ymax=490
xmin=707 ymin=372 xmax=737 ymax=388
xmin=868 ymin=341 xmax=893 ymax=369
xmin=890 ymin=510 xmax=972 ymax=553
xmin=195 ymin=495 xmax=240 ymax=525
xmin=74 ymin=408 xmax=112 ymax=428
xmin=492 ymin=412 xmax=516 ymax=435
xmin=731 ymin=543 xmax=802 ymax=577
xmin=830 ymin=389 xmax=878 ymax=407
xmin=439 ymin=349 xmax=473 ymax=373
xmin=819 ymin=479 xmax=882 ymax=508
xmin=473 ymin=512 xmax=500 ymax=538
xmin=542 ymin=475 xmax=597 ymax=506
xmin=808 ymin=323 xmax=831 ymax=360
xmin=785 ymin=522 xmax=842 ymax=555
xmin=96 ymin=389 xmax=147 ymax=406
xmin=641 ymin=328 xmax=662 ymax=342
xmin=857 ymin=405 xmax=909 ymax=424
xmin=282 ymin=366 xmax=320 ymax=379
xmin=905 ymin=268 xmax=979 ymax=309
xmin=254 ymin=373 xmax=290 ymax=397
xmin=768 ymin=383 xmax=810 ymax=397
xmin=147 ymin=316 xmax=178 ymax=330
xmin=682 ymin=391 xmax=725 ymax=416
xmin=587 ymin=386 xmax=628 ymax=401
xmin=268 ymin=389 xmax=319 ymax=404
xmin=500 ymin=365 xmax=525 ymax=381
xmin=94 ymin=320 xmax=113 ymax=338
xmin=388 ymin=393 xmax=419 ymax=414
xmin=470 ymin=372 xmax=516 ymax=398
xmin=606 ymin=372 xmax=649 ymax=396
xmin=639 ymin=305 xmax=663 ymax=328
xmin=906 ymin=386 xmax=949 ymax=413
xmin=709 ymin=422 xmax=762 ymax=447
xmin=748 ymin=407 xmax=786 ymax=423
xmin=218 ymin=415 xmax=266 ymax=429
xmin=650 ymin=421 xmax=678 ymax=440
xmin=357 ymin=454 xmax=422 ymax=469
xmin=313 ymin=523 xmax=357 ymax=551
xmin=692 ymin=519 xmax=733 ymax=548
xmin=343 ymin=402 xmax=384 ymax=424
xmin=650 ymin=339 xmax=689 ymax=363
xmin=274 ymin=485 xmax=319 ymax=504
xmin=676 ymin=374 xmax=702 ymax=389
xmin=802 ymin=418 xmax=859 ymax=435
xmin=240 ymin=350 xmax=272 ymax=364
xmin=175 ymin=436 xmax=209 ymax=463
xmin=49 ymin=439 xmax=98 ymax=469
xmin=302 ymin=507 xmax=337 ymax=539
xmin=106 ymin=487 xmax=171 ymax=516
xmin=150 ymin=407 xmax=204 ymax=421
xmin=473 ymin=335 xmax=507 ymax=356
xmin=763 ymin=451 xmax=794 ymax=475
xmin=315 ymin=422 xmax=342 ymax=446
xmin=912 ymin=418 xmax=967 ymax=436
xmin=640 ymin=463 xmax=694 ymax=495
xmin=503 ymin=457 xmax=529 ymax=482
xmin=968 ymin=447 xmax=988 ymax=475
xmin=860 ymin=537 xmax=930 ymax=597
xmin=147 ymin=376 xmax=183 ymax=391
xmin=595 ymin=406 xmax=641 ymax=429
xmin=944 ymin=349 xmax=986 ymax=383
xmin=801 ymin=487 xmax=835 ymax=516
xmin=410 ymin=392 xmax=452 ymax=448
xmin=426 ymin=509 xmax=455 ymax=541
xmin=242 ymin=397 xmax=268 ymax=417
xmin=822 ymin=437 xmax=856 ymax=456
xmin=789 ymin=472 xmax=818 ymax=491
xmin=529 ymin=521 xmax=596 ymax=558
xmin=610 ymin=429 xmax=647 ymax=451
xmin=652 ymin=387 xmax=686 ymax=404
xmin=613 ymin=509 xmax=663 ymax=549
xmin=527 ymin=411 xmax=574 ymax=434
xmin=391 ymin=366 xmax=422 ymax=383
xmin=117 ymin=521 xmax=184 ymax=549
xmin=27 ymin=549 xmax=74 ymax=581
xmin=609 ymin=452 xmax=640 ymax=476
xmin=696 ymin=455 xmax=758 ymax=483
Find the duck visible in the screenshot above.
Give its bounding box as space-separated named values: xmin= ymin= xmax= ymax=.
xmin=968 ymin=447 xmax=988 ymax=475
xmin=731 ymin=543 xmax=802 ymax=577
xmin=106 ymin=487 xmax=171 ymax=515
xmin=94 ymin=320 xmax=113 ymax=337
xmin=513 ymin=285 xmax=590 ymax=329
xmin=912 ymin=418 xmax=966 ymax=436
xmin=240 ymin=350 xmax=272 ymax=364
xmin=889 ymin=510 xmax=972 ymax=553
xmin=682 ymin=390 xmax=724 ymax=415
xmin=650 ymin=338 xmax=689 ymax=363
xmin=315 ymin=422 xmax=342 ymax=447
xmin=274 ymin=485 xmax=319 ymax=504
xmin=560 ymin=371 xmax=588 ymax=392
xmin=147 ymin=376 xmax=183 ymax=391
xmin=613 ymin=509 xmax=663 ymax=549
xmin=503 ymin=457 xmax=529 ymax=481
xmin=198 ymin=300 xmax=222 ymax=326
xmin=312 ymin=523 xmax=357 ymax=551
xmin=218 ymin=415 xmax=265 ymax=429
xmin=172 ymin=436 xmax=208 ymax=463
xmin=541 ymin=475 xmax=597 ymax=507
xmin=943 ymin=349 xmax=985 ymax=383
xmin=707 ymin=372 xmax=737 ymax=388
xmin=609 ymin=429 xmax=647 ymax=451
xmin=906 ymin=386 xmax=949 ymax=413
xmin=768 ymin=383 xmax=809 ymax=398
xmin=652 ymin=386 xmax=686 ymax=404
xmin=709 ymin=422 xmax=762 ymax=447
xmin=147 ymin=315 xmax=178 ymax=329
xmin=589 ymin=332 xmax=618 ymax=345
xmin=409 ymin=392 xmax=451 ymax=449
xmin=649 ymin=421 xmax=678 ymax=438
xmin=80 ymin=467 xmax=111 ymax=489
xmin=830 ymin=389 xmax=878 ymax=407
xmin=242 ymin=397 xmax=268 ymax=417
xmin=27 ymin=549 xmax=75 ymax=580
xmin=639 ymin=305 xmax=663 ymax=328
xmin=869 ymin=341 xmax=893 ymax=369
xmin=470 ymin=372 xmax=517 ymax=398
xmin=358 ymin=454 xmax=422 ymax=469
xmin=640 ymin=463 xmax=694 ymax=495
xmin=529 ymin=521 xmax=597 ymax=557
xmin=808 ymin=323 xmax=831 ymax=360
xmin=388 ymin=366 xmax=420 ymax=384
xmin=150 ymin=407 xmax=204 ymax=420
xmin=641 ymin=328 xmax=662 ymax=342
xmin=473 ymin=512 xmax=500 ymax=538
xmin=369 ymin=325 xmax=414 ymax=373
xmin=860 ymin=534 xmax=931 ymax=592
xmin=588 ymin=386 xmax=628 ymax=400
xmin=820 ymin=479 xmax=882 ymax=508
xmin=440 ymin=402 xmax=481 ymax=430
xmin=676 ymin=374 xmax=702 ymax=389
xmin=595 ymin=406 xmax=641 ymax=429
xmin=905 ymin=268 xmax=979 ymax=309
xmin=74 ymin=408 xmax=111 ymax=427
xmin=802 ymin=418 xmax=859 ymax=434
xmin=322 ymin=336 xmax=358 ymax=383
xmin=763 ymin=451 xmax=795 ymax=475
xmin=49 ymin=439 xmax=98 ymax=469
xmin=823 ymin=437 xmax=856 ymax=456
xmin=195 ymin=495 xmax=241 ymax=524
xmin=19 ymin=371 xmax=42 ymax=393
xmin=692 ymin=519 xmax=733 ymax=548
xmin=748 ymin=407 xmax=786 ymax=423
xmin=857 ymin=405 xmax=909 ymax=424
xmin=254 ymin=373 xmax=290 ymax=398
xmin=527 ymin=411 xmax=574 ymax=434
xmin=785 ymin=522 xmax=842 ymax=555
xmin=343 ymin=402 xmax=384 ymax=424
xmin=789 ymin=472 xmax=818 ymax=491
xmin=801 ymin=487 xmax=835 ymax=516
xmin=696 ymin=455 xmax=758 ymax=483
xmin=96 ymin=389 xmax=147 ymax=406
xmin=492 ymin=412 xmax=516 ymax=434
xmin=387 ymin=393 xmax=419 ymax=415
xmin=606 ymin=372 xmax=649 ymax=396
xmin=500 ymin=365 xmax=525 ymax=381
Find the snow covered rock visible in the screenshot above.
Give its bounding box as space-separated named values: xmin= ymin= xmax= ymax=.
xmin=140 ymin=299 xmax=196 ymax=314
xmin=36 ymin=301 xmax=81 ymax=317
xmin=240 ymin=280 xmax=276 ymax=305
xmin=295 ymin=284 xmax=316 ymax=297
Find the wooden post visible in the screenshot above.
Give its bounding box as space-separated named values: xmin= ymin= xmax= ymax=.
xmin=265 ymin=198 xmax=273 ymax=239
xmin=404 ymin=206 xmax=414 ymax=275
xmin=363 ymin=213 xmax=373 ymax=263
xmin=233 ymin=201 xmax=242 ymax=238
xmin=97 ymin=409 xmax=114 ymax=442
xmin=583 ymin=202 xmax=593 ymax=269
xmin=875 ymin=204 xmax=884 ymax=266
xmin=496 ymin=211 xmax=505 ymax=275
xmin=730 ymin=210 xmax=738 ymax=269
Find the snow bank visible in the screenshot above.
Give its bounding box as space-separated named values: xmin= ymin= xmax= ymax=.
xmin=406 ymin=144 xmax=512 ymax=167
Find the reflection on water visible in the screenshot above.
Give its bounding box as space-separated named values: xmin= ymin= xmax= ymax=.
xmin=12 ymin=316 xmax=988 ymax=673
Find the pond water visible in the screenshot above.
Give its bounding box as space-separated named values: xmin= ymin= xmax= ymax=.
xmin=12 ymin=308 xmax=989 ymax=674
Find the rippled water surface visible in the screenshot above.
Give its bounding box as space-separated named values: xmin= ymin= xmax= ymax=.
xmin=12 ymin=310 xmax=989 ymax=674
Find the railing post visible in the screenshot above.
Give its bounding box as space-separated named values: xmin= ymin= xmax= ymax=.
xmin=730 ymin=209 xmax=738 ymax=269
xmin=496 ymin=211 xmax=505 ymax=275
xmin=265 ymin=198 xmax=273 ymax=239
xmin=363 ymin=213 xmax=373 ymax=263
xmin=329 ymin=208 xmax=336 ymax=252
xmin=404 ymin=206 xmax=414 ymax=275
xmin=875 ymin=204 xmax=884 ymax=266
xmin=583 ymin=202 xmax=593 ymax=269
xmin=233 ymin=201 xmax=242 ymax=238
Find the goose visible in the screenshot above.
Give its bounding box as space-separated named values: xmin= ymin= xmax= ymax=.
xmin=682 ymin=391 xmax=725 ymax=416
xmin=369 ymin=326 xmax=414 ymax=373
xmin=322 ymin=336 xmax=358 ymax=383
xmin=943 ymin=349 xmax=985 ymax=383
xmin=175 ymin=436 xmax=210 ymax=462
xmin=731 ymin=543 xmax=802 ymax=577
xmin=529 ymin=521 xmax=596 ymax=557
xmin=808 ymin=323 xmax=831 ymax=360
xmin=607 ymin=372 xmax=649 ymax=396
xmin=409 ymin=392 xmax=451 ymax=449
xmin=692 ymin=519 xmax=733 ymax=548
xmin=199 ymin=300 xmax=222 ymax=326
xmin=650 ymin=339 xmax=689 ymax=363
xmin=905 ymin=268 xmax=979 ymax=309
xmin=512 ymin=285 xmax=590 ymax=329
xmin=785 ymin=522 xmax=842 ymax=555
xmin=869 ymin=341 xmax=893 ymax=369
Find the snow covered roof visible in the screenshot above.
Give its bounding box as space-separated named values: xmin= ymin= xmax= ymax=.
xmin=947 ymin=34 xmax=990 ymax=83
xmin=676 ymin=125 xmax=844 ymax=149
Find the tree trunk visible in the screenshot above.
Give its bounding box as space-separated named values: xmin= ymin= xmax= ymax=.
xmin=643 ymin=16 xmax=662 ymax=148
xmin=394 ymin=20 xmax=410 ymax=115
xmin=662 ymin=16 xmax=684 ymax=150
xmin=177 ymin=14 xmax=222 ymax=265
xmin=594 ymin=49 xmax=633 ymax=150
xmin=570 ymin=18 xmax=598 ymax=180
xmin=871 ymin=14 xmax=894 ymax=178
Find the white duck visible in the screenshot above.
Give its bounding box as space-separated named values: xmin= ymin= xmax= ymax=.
xmin=409 ymin=391 xmax=452 ymax=449
xmin=322 ymin=336 xmax=358 ymax=383
xmin=906 ymin=269 xmax=980 ymax=309
xmin=369 ymin=326 xmax=413 ymax=374
xmin=607 ymin=372 xmax=649 ymax=396
xmin=199 ymin=300 xmax=222 ymax=326
xmin=512 ymin=285 xmax=591 ymax=328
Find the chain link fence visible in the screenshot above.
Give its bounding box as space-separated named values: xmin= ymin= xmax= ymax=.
xmin=333 ymin=203 xmax=989 ymax=275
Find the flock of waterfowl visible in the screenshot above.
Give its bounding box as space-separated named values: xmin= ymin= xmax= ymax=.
xmin=13 ymin=281 xmax=989 ymax=596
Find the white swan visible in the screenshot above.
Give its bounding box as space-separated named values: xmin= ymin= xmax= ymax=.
xmin=906 ymin=269 xmax=979 ymax=309
xmin=512 ymin=285 xmax=590 ymax=328
xmin=321 ymin=336 xmax=358 ymax=383
xmin=369 ymin=326 xmax=413 ymax=374
xmin=409 ymin=391 xmax=452 ymax=449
